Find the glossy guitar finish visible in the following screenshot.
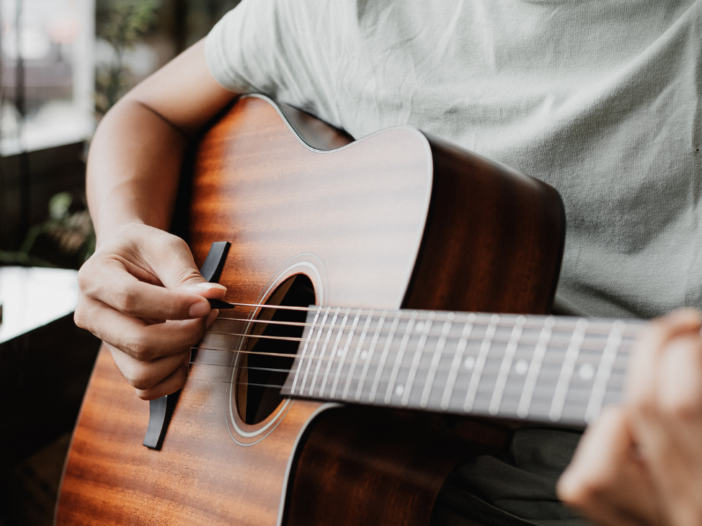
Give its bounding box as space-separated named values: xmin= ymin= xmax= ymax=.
xmin=56 ymin=95 xmax=565 ymax=525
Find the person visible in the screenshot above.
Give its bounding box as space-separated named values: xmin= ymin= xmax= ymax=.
xmin=74 ymin=1 xmax=702 ymax=524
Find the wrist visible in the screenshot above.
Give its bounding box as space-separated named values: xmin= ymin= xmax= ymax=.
xmin=94 ymin=218 xmax=148 ymax=248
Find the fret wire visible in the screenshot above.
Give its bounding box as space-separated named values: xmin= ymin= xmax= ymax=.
xmin=402 ymin=313 xmax=435 ymax=406
xmin=464 ymin=314 xmax=500 ymax=412
xmin=585 ymin=320 xmax=625 ymax=422
xmin=299 ymin=306 xmax=331 ymax=395
xmin=369 ymin=312 xmax=402 ymax=403
xmin=384 ymin=311 xmax=419 ymax=404
xmin=330 ymin=309 xmax=362 ymax=398
xmin=518 ymin=317 xmax=555 ymax=418
xmin=441 ymin=314 xmax=475 ymax=410
xmin=355 ymin=310 xmax=388 ymax=402
xmin=549 ymin=318 xmax=588 ymax=422
xmin=420 ymin=315 xmax=454 ymax=408
xmin=309 ymin=307 xmax=341 ymax=396
xmin=489 ymin=315 xmax=526 ymax=415
xmin=342 ymin=310 xmax=375 ymax=401
xmin=319 ymin=309 xmax=350 ymax=396
xmin=289 ymin=307 xmax=322 ymax=394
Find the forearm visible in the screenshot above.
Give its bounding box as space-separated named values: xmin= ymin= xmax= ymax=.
xmin=87 ymin=99 xmax=187 ymax=244
xmin=86 ymin=38 xmax=237 ymax=245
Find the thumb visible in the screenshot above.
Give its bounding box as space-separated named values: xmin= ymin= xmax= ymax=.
xmin=138 ymin=230 xmax=227 ymax=299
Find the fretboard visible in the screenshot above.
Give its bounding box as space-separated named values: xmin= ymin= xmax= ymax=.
xmin=281 ymin=307 xmax=643 ymax=426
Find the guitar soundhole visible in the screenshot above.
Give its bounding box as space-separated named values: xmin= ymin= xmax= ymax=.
xmin=236 ymin=274 xmax=315 ymax=425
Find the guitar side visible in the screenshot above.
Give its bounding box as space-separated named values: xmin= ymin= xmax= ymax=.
xmin=56 ymin=95 xmax=565 ymax=526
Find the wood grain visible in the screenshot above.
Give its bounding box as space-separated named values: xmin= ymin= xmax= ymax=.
xmin=57 ymin=346 xmax=324 ymax=525
xmin=404 ymin=135 xmax=564 ymax=314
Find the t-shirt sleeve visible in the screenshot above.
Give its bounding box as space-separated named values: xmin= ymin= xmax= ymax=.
xmin=205 ymin=0 xmax=339 ymax=111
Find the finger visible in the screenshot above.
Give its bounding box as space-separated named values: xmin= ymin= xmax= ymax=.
xmin=657 ymin=333 xmax=702 ymax=447
xmin=632 ymin=332 xmax=702 ymax=526
xmin=106 ymin=342 xmax=190 ymax=392
xmin=625 ymin=309 xmax=702 ymax=411
xmin=135 ymin=360 xmax=189 ymax=400
xmin=558 ymin=406 xmax=661 ymax=526
xmin=80 ymin=256 xmax=225 ymax=321
xmin=118 ymin=226 xmax=218 ymax=291
xmin=106 ymin=224 xmax=227 ymax=294
xmin=77 ymin=297 xmax=218 ymax=360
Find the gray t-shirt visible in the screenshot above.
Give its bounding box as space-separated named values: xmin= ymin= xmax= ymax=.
xmin=207 ymin=0 xmax=702 ymax=321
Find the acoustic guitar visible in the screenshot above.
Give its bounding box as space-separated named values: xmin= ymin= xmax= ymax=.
xmin=55 ymin=94 xmax=642 ymax=525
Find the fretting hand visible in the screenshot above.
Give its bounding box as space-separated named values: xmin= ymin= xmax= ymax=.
xmin=558 ymin=309 xmax=702 ymax=526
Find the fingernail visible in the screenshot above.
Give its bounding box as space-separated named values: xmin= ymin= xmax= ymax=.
xmin=189 ymin=299 xmax=210 ymax=318
xmin=206 ymin=309 xmax=219 ymax=328
xmin=194 ymin=283 xmax=227 ymax=292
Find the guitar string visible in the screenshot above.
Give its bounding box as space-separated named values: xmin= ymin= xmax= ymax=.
xmin=179 ymin=308 xmax=632 ymax=412
xmin=184 ymin=369 xmax=627 ymax=407
xmin=219 ymin=313 xmax=639 ymax=339
xmin=183 ymin=303 xmax=635 ymax=396
xmin=188 ymin=344 xmax=630 ymax=379
xmin=188 ymin=334 xmax=629 ymax=401
xmin=188 ymin=358 xmax=629 ymax=385
xmin=185 ymin=376 xmax=627 ymax=402
xmin=217 ymin=313 xmax=641 ymax=334
xmin=191 ymin=345 xmax=631 ymax=373
xmin=214 ymin=303 xmax=645 ymax=334
xmin=205 ymin=329 xmax=637 ymax=352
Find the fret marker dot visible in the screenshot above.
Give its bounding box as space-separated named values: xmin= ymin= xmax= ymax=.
xmin=360 ymin=351 xmax=368 ymax=361
xmin=415 ymin=321 xmax=424 ymax=333
xmin=395 ymin=384 xmax=404 ymax=396
xmin=463 ymin=356 xmax=476 ymax=370
xmin=579 ymin=363 xmax=595 ymax=381
xmin=515 ymin=359 xmax=528 ymax=375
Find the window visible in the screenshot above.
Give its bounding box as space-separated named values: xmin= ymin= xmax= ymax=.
xmin=1 ymin=0 xmax=95 ymax=154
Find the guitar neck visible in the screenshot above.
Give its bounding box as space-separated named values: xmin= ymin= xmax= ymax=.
xmin=282 ymin=308 xmax=644 ymax=426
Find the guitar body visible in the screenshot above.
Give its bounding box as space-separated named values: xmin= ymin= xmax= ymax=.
xmin=56 ymin=96 xmax=565 ymax=525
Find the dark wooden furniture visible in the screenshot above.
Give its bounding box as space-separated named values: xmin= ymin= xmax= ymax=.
xmin=0 ymin=267 xmax=100 ymax=525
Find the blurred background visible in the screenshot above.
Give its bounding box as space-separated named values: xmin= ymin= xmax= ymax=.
xmin=0 ymin=0 xmax=240 ymax=269
xmin=0 ymin=2 xmax=240 ymax=524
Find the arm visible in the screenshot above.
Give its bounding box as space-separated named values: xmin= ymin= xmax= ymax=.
xmin=87 ymin=39 xmax=235 ymax=239
xmin=75 ymin=39 xmax=240 ymax=400
xmin=557 ymin=309 xmax=702 ymax=526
